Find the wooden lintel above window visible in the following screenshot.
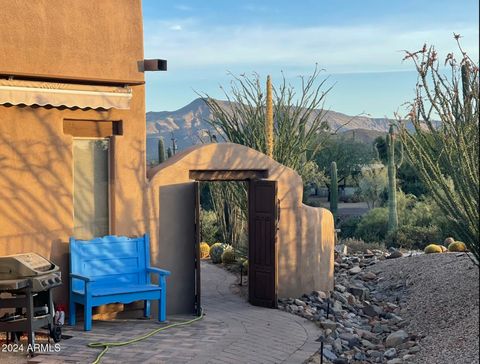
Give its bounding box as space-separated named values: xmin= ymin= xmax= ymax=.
xmin=63 ymin=120 xmax=123 ymax=137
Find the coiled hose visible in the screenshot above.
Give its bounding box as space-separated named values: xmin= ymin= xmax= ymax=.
xmin=88 ymin=310 xmax=204 ymax=364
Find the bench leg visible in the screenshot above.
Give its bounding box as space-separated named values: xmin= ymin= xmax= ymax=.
xmin=84 ymin=295 xmax=92 ymax=331
xmin=144 ymin=300 xmax=151 ymax=318
xmin=159 ymin=290 xmax=166 ymax=322
xmin=69 ymin=300 xmax=76 ymax=326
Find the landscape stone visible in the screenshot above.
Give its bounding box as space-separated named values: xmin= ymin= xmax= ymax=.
xmin=322 ymin=348 xmax=337 ymax=361
xmin=386 ymin=250 xmax=403 ymax=259
xmin=295 ymin=298 xmax=307 ymax=307
xmin=384 ymin=347 xmax=397 ymax=359
xmin=362 ymin=271 xmax=377 ymax=280
xmin=385 ymin=330 xmax=408 ymax=347
xmin=349 ymin=266 xmax=362 ymax=274
xmin=386 ymin=359 xmax=403 ymax=364
xmin=320 ymin=319 xmax=337 ymax=330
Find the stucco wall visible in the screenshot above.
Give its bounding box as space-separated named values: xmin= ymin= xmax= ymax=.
xmin=0 ymin=91 xmax=147 ymax=306
xmin=147 ymin=143 xmax=334 ymax=314
xmin=0 ymin=0 xmax=146 ymax=309
xmin=0 ymin=0 xmax=144 ymax=84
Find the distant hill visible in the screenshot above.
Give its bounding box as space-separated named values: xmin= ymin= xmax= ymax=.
xmin=146 ymin=98 xmax=392 ymax=162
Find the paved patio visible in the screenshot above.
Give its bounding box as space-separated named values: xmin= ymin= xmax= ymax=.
xmin=21 ymin=262 xmax=320 ymax=364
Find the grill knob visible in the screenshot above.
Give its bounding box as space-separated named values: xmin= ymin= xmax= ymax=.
xmin=42 ymin=280 xmax=47 ymax=286
xmin=48 ymin=279 xmax=54 ymax=285
xmin=55 ymin=277 xmax=61 ymax=283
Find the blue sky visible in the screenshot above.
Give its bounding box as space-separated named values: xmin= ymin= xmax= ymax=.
xmin=142 ymin=0 xmax=479 ymax=117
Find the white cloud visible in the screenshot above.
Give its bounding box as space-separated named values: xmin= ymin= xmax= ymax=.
xmin=175 ymin=4 xmax=192 ymax=11
xmin=144 ymin=19 xmax=479 ymax=74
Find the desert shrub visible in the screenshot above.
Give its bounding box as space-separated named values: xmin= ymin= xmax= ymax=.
xmin=200 ymin=242 xmax=210 ymax=259
xmin=200 ymin=209 xmax=220 ymax=244
xmin=339 ymin=216 xmax=362 ymax=239
xmin=424 ymin=244 xmax=443 ymax=254
xmin=386 ymin=224 xmax=441 ymax=250
xmin=354 ymin=208 xmax=389 ymax=242
xmin=341 ymin=238 xmax=385 ymax=253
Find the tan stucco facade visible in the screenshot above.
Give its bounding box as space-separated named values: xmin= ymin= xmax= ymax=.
xmin=0 ymin=0 xmax=147 ymax=310
xmin=0 ymin=0 xmax=334 ymax=318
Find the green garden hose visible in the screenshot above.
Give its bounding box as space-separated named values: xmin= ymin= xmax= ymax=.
xmin=88 ymin=310 xmax=204 ymax=364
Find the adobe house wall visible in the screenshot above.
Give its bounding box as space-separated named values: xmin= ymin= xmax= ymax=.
xmin=0 ymin=0 xmax=147 ymax=308
xmin=146 ymin=143 xmax=335 ymax=315
xmin=0 ymin=0 xmax=144 ymax=84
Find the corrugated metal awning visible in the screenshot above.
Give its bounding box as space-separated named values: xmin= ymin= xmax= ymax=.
xmin=0 ymin=79 xmax=132 ymax=110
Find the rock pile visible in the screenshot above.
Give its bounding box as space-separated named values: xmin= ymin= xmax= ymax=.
xmin=279 ymin=248 xmax=421 ymax=363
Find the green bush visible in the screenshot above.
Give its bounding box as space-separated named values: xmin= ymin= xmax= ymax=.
xmin=354 ymin=208 xmax=389 ymax=242
xmin=200 ymin=209 xmax=219 ymax=244
xmin=339 ymin=216 xmax=362 ymax=239
xmin=387 ymin=224 xmax=441 ymax=250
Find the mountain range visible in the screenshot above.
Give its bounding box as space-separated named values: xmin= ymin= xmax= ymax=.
xmin=146 ymin=98 xmax=391 ymax=162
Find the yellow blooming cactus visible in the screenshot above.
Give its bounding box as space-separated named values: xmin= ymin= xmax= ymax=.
xmin=448 ymin=241 xmax=467 ymax=252
xmin=424 ymin=244 xmax=443 ymax=254
xmin=200 ymin=242 xmax=210 ymax=259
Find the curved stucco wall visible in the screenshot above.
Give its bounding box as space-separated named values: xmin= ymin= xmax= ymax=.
xmin=146 ymin=143 xmax=334 ymax=314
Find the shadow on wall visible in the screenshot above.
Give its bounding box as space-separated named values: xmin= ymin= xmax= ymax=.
xmin=0 ymin=104 xmax=149 ymax=313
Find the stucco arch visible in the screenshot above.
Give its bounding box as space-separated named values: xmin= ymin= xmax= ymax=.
xmin=146 ymin=143 xmax=334 ymax=314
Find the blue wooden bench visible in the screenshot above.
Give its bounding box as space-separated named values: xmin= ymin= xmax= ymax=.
xmin=68 ymin=234 xmax=170 ymax=331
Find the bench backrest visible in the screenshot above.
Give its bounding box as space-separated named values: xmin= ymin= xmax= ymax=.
xmin=70 ymin=234 xmax=151 ymax=291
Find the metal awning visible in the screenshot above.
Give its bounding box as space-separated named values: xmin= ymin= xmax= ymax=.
xmin=0 ymin=79 xmax=132 ymax=110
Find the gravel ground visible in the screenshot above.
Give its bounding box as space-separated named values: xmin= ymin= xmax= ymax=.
xmin=369 ymin=252 xmax=479 ymax=364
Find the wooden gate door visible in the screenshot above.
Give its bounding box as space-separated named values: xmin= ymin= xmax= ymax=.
xmin=248 ymin=179 xmax=278 ymax=308
xmin=194 ymin=181 xmax=201 ymax=315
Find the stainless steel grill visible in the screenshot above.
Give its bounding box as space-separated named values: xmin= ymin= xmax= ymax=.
xmin=0 ymin=253 xmax=62 ymax=353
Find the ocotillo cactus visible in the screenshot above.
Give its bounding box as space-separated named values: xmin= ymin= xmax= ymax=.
xmin=265 ymin=75 xmax=274 ymax=158
xmin=167 ymin=147 xmax=173 ymax=158
xmin=330 ymin=161 xmax=338 ymax=220
xmin=158 ymin=138 xmax=166 ymax=163
xmin=387 ymin=125 xmax=403 ymax=233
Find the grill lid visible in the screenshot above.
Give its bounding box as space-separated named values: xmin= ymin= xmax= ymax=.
xmin=0 ymin=253 xmax=58 ymax=280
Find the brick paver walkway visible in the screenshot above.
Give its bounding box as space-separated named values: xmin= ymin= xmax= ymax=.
xmin=25 ymin=262 xmax=319 ymax=364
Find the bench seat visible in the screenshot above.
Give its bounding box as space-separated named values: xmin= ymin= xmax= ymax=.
xmin=68 ymin=234 xmax=170 ymax=331
xmin=72 ymin=284 xmax=162 ymax=297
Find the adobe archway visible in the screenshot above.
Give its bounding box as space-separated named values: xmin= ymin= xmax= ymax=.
xmin=146 ymin=143 xmax=334 ymax=315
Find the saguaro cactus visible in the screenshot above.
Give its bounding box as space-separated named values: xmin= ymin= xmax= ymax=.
xmin=265 ymin=75 xmax=274 ymax=158
xmin=158 ymin=138 xmax=166 ymax=163
xmin=330 ymin=161 xmax=338 ymax=220
xmin=387 ymin=125 xmax=403 ymax=233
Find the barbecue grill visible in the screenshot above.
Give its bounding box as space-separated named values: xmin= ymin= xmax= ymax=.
xmin=0 ymin=253 xmax=62 ymax=353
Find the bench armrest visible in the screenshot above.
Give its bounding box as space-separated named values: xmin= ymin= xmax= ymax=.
xmin=70 ymin=273 xmax=94 ymax=282
xmin=147 ymin=267 xmax=171 ymax=277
